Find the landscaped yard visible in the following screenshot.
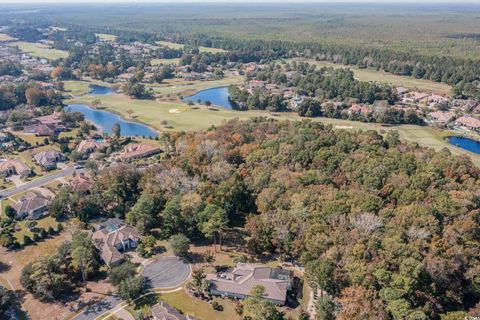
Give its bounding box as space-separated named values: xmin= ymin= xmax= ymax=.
xmin=288 ymin=58 xmax=453 ymax=95
xmin=128 ymin=290 xmax=241 ymax=320
xmin=12 ymin=216 xmax=58 ymax=244
xmin=8 ymin=41 xmax=68 ymax=60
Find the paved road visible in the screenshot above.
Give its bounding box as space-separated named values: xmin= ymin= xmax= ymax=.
xmin=0 ymin=166 xmax=83 ymax=198
xmin=72 ymin=256 xmax=190 ymax=320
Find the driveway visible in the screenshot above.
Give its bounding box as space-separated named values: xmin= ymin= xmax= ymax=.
xmin=143 ymin=256 xmax=191 ymax=289
xmin=72 ymin=256 xmax=190 ymax=320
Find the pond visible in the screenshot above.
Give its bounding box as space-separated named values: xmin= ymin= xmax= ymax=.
xmin=183 ymin=86 xmax=234 ymax=109
xmin=67 ymin=104 xmax=158 ymax=137
xmin=87 ymin=84 xmax=114 ymax=95
xmin=448 ymin=136 xmax=480 ymax=154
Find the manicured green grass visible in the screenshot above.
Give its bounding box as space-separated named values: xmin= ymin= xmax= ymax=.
xmin=8 ymin=41 xmax=68 ymax=60
xmin=10 ymin=131 xmax=46 ymax=146
xmin=288 ymin=59 xmax=452 ymax=95
xmin=129 ymin=291 xmax=240 ymax=320
xmin=151 ymin=58 xmax=180 ymax=66
xmin=95 ymin=33 xmax=117 ymax=41
xmin=63 ymin=80 xmax=112 ymax=96
xmin=156 ymin=40 xmax=227 ymax=53
xmin=149 ymin=75 xmax=244 ymax=96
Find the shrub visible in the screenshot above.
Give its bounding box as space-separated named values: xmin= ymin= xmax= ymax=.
xmin=47 ymin=226 xmax=55 ymax=235
xmin=56 ymin=223 xmax=63 ymax=232
xmin=32 ymin=233 xmax=40 ymax=242
xmin=39 ymin=228 xmax=47 ymax=239
xmin=211 ymin=300 xmax=223 ymax=311
xmin=23 ymin=235 xmax=32 ymax=245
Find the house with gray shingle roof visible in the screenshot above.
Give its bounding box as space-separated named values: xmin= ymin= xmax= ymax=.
xmin=11 ymin=192 xmax=51 ymax=220
xmin=92 ymin=219 xmax=141 ymax=265
xmin=33 ymin=150 xmax=66 ymax=170
xmin=206 ymin=263 xmax=293 ymax=305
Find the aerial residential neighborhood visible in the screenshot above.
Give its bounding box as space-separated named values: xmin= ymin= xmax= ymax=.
xmin=0 ymin=1 xmax=479 ymax=320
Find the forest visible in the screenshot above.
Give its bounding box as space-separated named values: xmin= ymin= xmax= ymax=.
xmin=46 ymin=118 xmax=480 ymax=319
xmin=2 ymin=4 xmax=480 ymax=101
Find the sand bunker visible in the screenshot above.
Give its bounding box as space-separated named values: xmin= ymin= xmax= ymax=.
xmin=169 ymin=109 xmax=182 ymax=114
xmin=335 ymin=125 xmax=353 ymax=129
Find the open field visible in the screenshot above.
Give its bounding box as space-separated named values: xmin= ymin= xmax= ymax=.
xmin=95 ymin=33 xmax=117 ymax=41
xmin=289 ymin=59 xmax=453 ymax=95
xmin=151 ymin=58 xmax=180 ymax=66
xmin=7 ymin=41 xmax=68 ymax=60
xmin=156 ymin=40 xmax=227 ymax=53
xmin=0 ymin=33 xmax=15 ymax=41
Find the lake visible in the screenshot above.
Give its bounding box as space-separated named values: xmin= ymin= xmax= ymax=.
xmin=448 ymin=136 xmax=480 ymax=154
xmin=67 ymin=104 xmax=158 ymax=137
xmin=183 ymin=86 xmax=234 ymax=109
xmin=87 ymin=84 xmax=114 ymax=95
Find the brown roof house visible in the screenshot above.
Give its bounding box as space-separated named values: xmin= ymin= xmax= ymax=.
xmin=33 ymin=150 xmax=67 ymax=170
xmin=115 ymin=143 xmax=161 ymax=161
xmin=11 ymin=192 xmax=51 ymax=220
xmin=426 ymin=111 xmax=456 ymax=126
xmin=0 ymin=158 xmax=32 ymax=178
xmin=151 ymin=301 xmax=198 ymax=320
xmin=76 ymin=139 xmax=109 ymax=154
xmin=71 ymin=173 xmax=94 ymax=193
xmin=92 ymin=219 xmax=141 ymax=266
xmin=455 ymin=115 xmax=480 ymax=133
xmin=206 ymin=263 xmax=293 ymax=305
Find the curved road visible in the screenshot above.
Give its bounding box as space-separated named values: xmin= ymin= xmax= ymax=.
xmin=72 ymin=256 xmax=190 ymax=320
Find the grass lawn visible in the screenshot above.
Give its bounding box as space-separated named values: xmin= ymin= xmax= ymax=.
xmin=151 ymin=58 xmax=180 ymax=66
xmin=95 ymin=33 xmax=117 ymax=42
xmin=129 ymin=291 xmax=241 ymax=320
xmin=0 ymin=33 xmax=15 ymax=41
xmin=156 ymin=40 xmax=227 ymax=53
xmin=288 ymin=59 xmax=452 ymax=95
xmin=63 ymin=79 xmax=113 ymax=96
xmin=10 ymin=131 xmax=46 ymax=145
xmin=8 ymin=41 xmax=68 ymax=60
xmin=13 ymin=216 xmax=58 ymax=245
xmin=18 ymin=144 xmax=59 ymax=168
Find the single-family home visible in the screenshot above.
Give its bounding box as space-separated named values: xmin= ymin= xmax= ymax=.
xmin=76 ymin=139 xmax=108 ymax=154
xmin=151 ymin=301 xmax=198 ymax=320
xmin=348 ymin=104 xmax=371 ymax=115
xmin=92 ymin=219 xmax=141 ymax=265
xmin=115 ymin=143 xmax=161 ymax=161
xmin=71 ymin=173 xmax=94 ymax=193
xmin=206 ymin=263 xmax=293 ymax=305
xmin=0 ymin=158 xmax=32 ymax=177
xmin=426 ymin=111 xmax=456 ymax=126
xmin=33 ymin=150 xmax=67 ymax=170
xmin=11 ymin=192 xmax=51 ymax=220
xmin=455 ymin=115 xmax=480 ymax=133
